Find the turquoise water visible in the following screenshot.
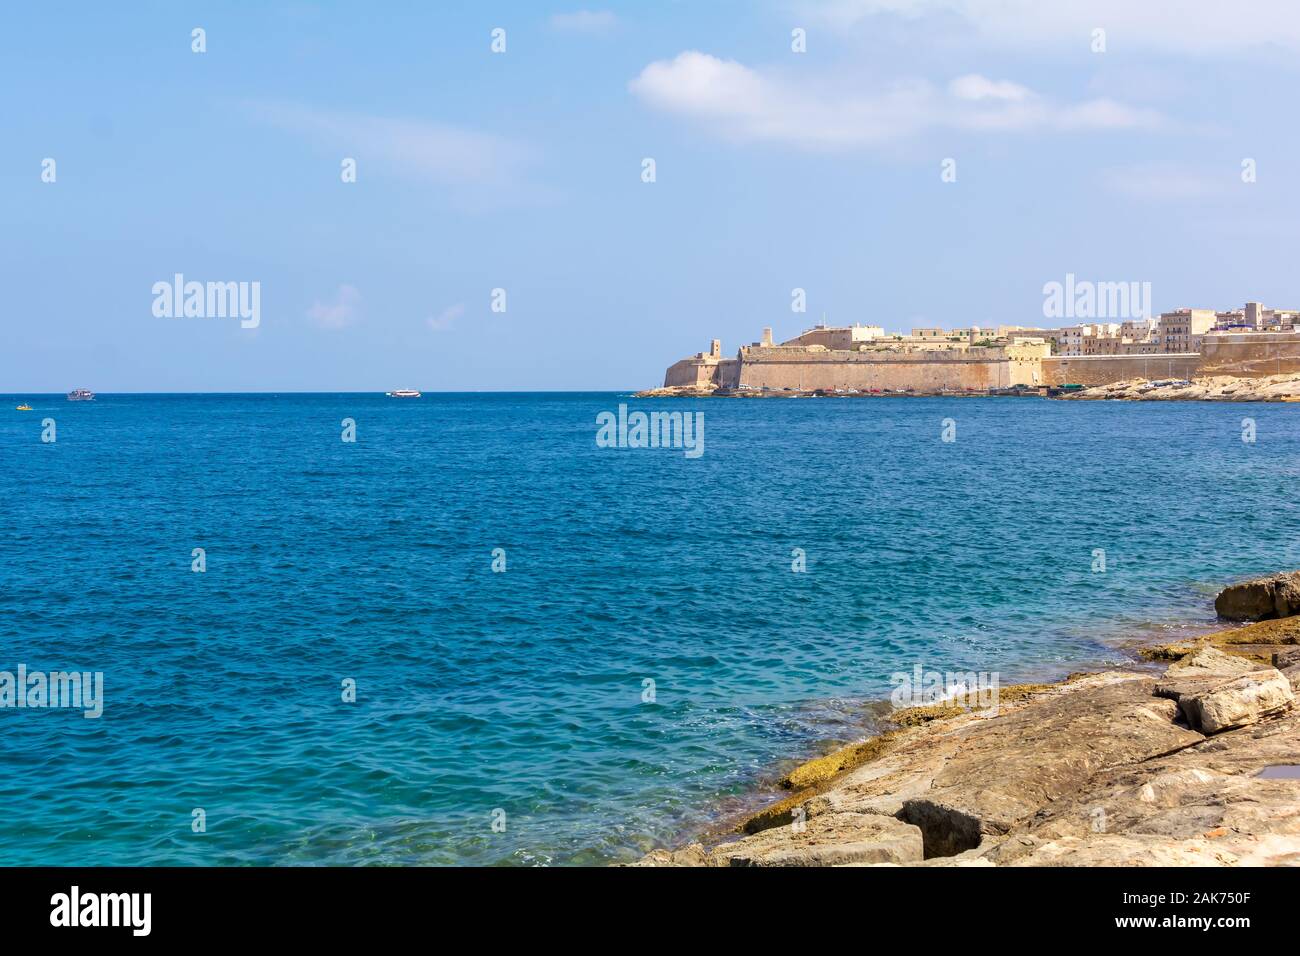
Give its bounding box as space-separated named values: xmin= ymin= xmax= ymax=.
xmin=1 ymin=393 xmax=1297 ymax=865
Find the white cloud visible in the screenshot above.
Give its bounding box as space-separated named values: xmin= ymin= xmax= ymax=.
xmin=1054 ymin=99 xmax=1163 ymax=130
xmin=246 ymin=101 xmax=532 ymax=188
xmin=549 ymin=10 xmax=617 ymax=34
xmin=307 ymin=285 xmax=361 ymax=328
xmin=802 ymin=0 xmax=1300 ymax=55
xmin=629 ymin=52 xmax=1164 ymax=150
xmin=630 ymin=52 xmax=769 ymax=122
xmin=426 ymin=303 xmax=464 ymax=332
xmin=948 ymin=74 xmax=1029 ymax=102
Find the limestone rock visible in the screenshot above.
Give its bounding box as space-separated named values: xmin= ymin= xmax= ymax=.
xmin=999 ymin=834 xmax=1241 ymax=867
xmin=983 ymin=704 xmax=1300 ymax=866
xmin=1274 ymin=647 xmax=1300 ymax=669
xmin=717 ymin=812 xmax=924 ymax=867
xmin=633 ymin=669 xmax=1300 ymax=868
xmin=1178 ymin=670 xmax=1294 ymax=734
xmin=786 ymin=675 xmax=1199 ymax=850
xmin=890 ymin=679 xmax=1200 ymax=840
xmin=627 ymin=843 xmax=713 ymax=867
xmin=1156 ymin=647 xmax=1294 ymax=734
xmin=632 ymin=384 xmax=717 ymax=398
xmin=1215 ymin=571 xmax=1300 ymax=621
xmin=1066 ymin=374 xmax=1300 ymax=404
xmin=1154 ymin=645 xmax=1258 ymax=700
xmin=778 ymin=730 xmax=904 ymax=791
xmin=1283 ymin=664 xmax=1300 ymax=693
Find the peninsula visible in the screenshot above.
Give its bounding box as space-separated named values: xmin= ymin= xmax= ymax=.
xmin=642 ymin=301 xmax=1300 ymax=401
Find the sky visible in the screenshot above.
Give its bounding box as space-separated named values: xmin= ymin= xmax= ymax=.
xmin=5 ymin=0 xmax=1300 ymax=391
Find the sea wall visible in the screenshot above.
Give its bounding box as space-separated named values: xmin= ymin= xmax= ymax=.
xmin=732 ymin=347 xmax=1019 ymax=391
xmin=1199 ymin=333 xmax=1300 ymax=377
xmin=1042 ymin=354 xmax=1199 ymax=386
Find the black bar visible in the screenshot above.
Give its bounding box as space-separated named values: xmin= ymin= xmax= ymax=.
xmin=0 ymin=866 xmax=1286 ymax=942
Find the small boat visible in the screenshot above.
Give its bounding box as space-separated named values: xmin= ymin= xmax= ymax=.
xmin=385 ymin=389 xmax=421 ymax=398
xmin=16 ymin=404 xmax=32 ymax=411
xmin=67 ymin=388 xmax=95 ymax=401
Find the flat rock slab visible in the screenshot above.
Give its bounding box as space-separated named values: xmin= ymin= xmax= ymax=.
xmin=996 ymin=834 xmax=1244 ymax=867
xmin=716 ymin=813 xmax=923 ymax=867
xmin=862 ymin=677 xmax=1204 ymax=838
xmin=1154 ymin=645 xmax=1260 ymax=699
xmin=986 ymin=706 xmax=1300 ymax=866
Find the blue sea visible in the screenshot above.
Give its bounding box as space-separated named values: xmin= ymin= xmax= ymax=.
xmin=2 ymin=393 xmax=1298 ymax=866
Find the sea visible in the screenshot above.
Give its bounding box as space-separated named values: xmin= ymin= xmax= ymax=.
xmin=2 ymin=392 xmax=1298 ymax=865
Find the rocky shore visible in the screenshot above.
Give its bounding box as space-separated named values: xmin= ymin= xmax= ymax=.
xmin=633 ymin=384 xmax=719 ymax=398
xmin=1061 ymin=373 xmax=1300 ymax=402
xmin=635 ymin=571 xmax=1300 ymax=867
xmin=636 ymin=373 xmax=1300 ymax=401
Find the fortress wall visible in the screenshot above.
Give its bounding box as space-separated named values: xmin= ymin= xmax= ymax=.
xmin=664 ymin=358 xmax=718 ymax=387
xmin=735 ymin=350 xmax=1009 ymax=391
xmin=664 ymin=357 xmax=740 ymax=388
xmin=718 ymin=359 xmax=741 ymax=388
xmin=1042 ymin=354 xmax=1199 ymax=386
xmin=1198 ymin=334 xmax=1300 ymax=377
xmin=665 ymin=334 xmax=1300 ymax=392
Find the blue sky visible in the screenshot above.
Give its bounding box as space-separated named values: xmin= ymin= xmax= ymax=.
xmin=5 ymin=1 xmax=1300 ymax=391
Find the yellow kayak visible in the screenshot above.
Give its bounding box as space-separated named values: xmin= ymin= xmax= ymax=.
xmin=16 ymin=404 xmax=32 ymax=411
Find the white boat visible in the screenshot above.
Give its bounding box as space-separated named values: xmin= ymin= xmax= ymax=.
xmin=385 ymin=389 xmax=421 ymax=398
xmin=67 ymin=388 xmax=95 ymax=401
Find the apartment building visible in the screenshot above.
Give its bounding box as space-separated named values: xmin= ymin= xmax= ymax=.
xmin=1157 ymin=309 xmax=1217 ymax=353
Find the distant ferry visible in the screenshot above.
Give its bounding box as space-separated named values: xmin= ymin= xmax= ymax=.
xmin=385 ymin=389 xmax=421 ymax=398
xmin=67 ymin=388 xmax=95 ymax=401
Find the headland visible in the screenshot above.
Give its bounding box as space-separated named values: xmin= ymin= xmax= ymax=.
xmin=641 ymin=302 xmax=1300 ymax=401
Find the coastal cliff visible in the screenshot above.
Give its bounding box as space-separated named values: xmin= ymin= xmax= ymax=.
xmin=635 ymin=573 xmax=1300 ymax=867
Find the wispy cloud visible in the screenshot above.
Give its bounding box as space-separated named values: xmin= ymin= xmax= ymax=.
xmin=629 ymin=51 xmax=1164 ymax=151
xmin=1101 ymin=162 xmax=1226 ymax=202
xmin=948 ymin=74 xmax=1030 ymax=102
xmin=549 ymin=10 xmax=617 ymax=34
xmin=801 ymin=0 xmax=1300 ymax=56
xmin=307 ymin=284 xmax=361 ymax=328
xmin=426 ymin=303 xmax=464 ymax=332
xmin=245 ymin=101 xmax=535 ymax=191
